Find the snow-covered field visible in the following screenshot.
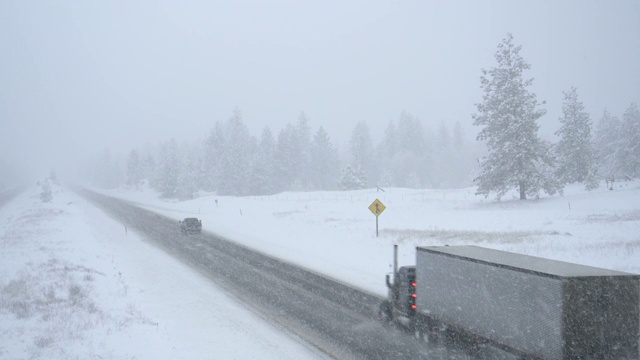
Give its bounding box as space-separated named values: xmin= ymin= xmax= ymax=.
xmin=106 ymin=180 xmax=640 ymax=296
xmin=0 ymin=185 xmax=325 ymax=359
xmin=1 ymin=180 xmax=639 ymax=358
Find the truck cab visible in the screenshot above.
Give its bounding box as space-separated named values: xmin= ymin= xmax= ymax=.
xmin=381 ymin=266 xmax=417 ymax=329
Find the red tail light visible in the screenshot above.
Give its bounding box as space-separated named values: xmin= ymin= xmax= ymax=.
xmin=411 ymin=304 xmax=417 ymax=309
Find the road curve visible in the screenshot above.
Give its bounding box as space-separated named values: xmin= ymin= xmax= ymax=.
xmin=0 ymin=187 xmax=26 ymax=208
xmin=75 ymin=187 xmax=477 ymax=360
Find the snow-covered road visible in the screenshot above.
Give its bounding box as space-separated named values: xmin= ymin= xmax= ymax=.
xmin=0 ymin=185 xmax=326 ymax=359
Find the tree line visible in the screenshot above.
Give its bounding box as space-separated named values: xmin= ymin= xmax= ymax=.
xmin=473 ymin=34 xmax=639 ymax=199
xmin=84 ymin=34 xmax=639 ymax=200
xmin=85 ymin=108 xmax=477 ymax=198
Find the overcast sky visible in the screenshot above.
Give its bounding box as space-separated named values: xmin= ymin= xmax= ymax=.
xmin=1 ymin=0 xmax=639 ymax=180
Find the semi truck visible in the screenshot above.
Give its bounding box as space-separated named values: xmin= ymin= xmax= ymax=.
xmin=379 ymin=245 xmax=640 ymax=359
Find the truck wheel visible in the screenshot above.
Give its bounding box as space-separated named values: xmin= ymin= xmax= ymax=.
xmin=377 ymin=301 xmax=392 ymax=326
xmin=413 ymin=324 xmax=429 ymax=344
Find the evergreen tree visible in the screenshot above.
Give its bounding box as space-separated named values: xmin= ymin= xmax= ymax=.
xmin=396 ymin=112 xmax=426 ymax=157
xmin=338 ymin=166 xmax=366 ymax=190
xmin=248 ymin=127 xmax=277 ymax=195
xmin=396 ymin=112 xmax=430 ymax=186
xmin=437 ymin=121 xmax=450 ymax=150
xmin=48 ymin=169 xmax=58 ymax=185
xmin=349 ymin=122 xmax=375 ymax=187
xmin=40 ymin=178 xmax=53 ymax=203
xmin=554 ymin=87 xmax=598 ymax=189
xmin=202 ymin=121 xmax=225 ymax=191
xmin=92 ymin=148 xmax=122 ymax=189
xmin=126 ymin=149 xmax=144 ymax=189
xmin=453 ymin=121 xmax=464 ymax=150
xmin=379 ymin=120 xmax=398 ymax=159
xmin=432 ymin=121 xmax=453 ymax=188
xmin=377 ymin=169 xmax=394 ymax=188
xmin=593 ymin=109 xmax=623 ymax=180
xmin=309 ymin=126 xmax=340 ymax=190
xmin=406 ymin=172 xmax=421 ymax=189
xmin=389 ymin=151 xmax=422 ymax=188
xmin=218 ymin=108 xmax=255 ymax=196
xmin=376 ymin=120 xmax=398 ymax=187
xmin=619 ymin=103 xmax=640 ymax=177
xmin=473 ymin=34 xmax=561 ymax=200
xmin=155 ymin=139 xmax=179 ymax=197
xmin=295 ymin=112 xmax=313 ymax=188
xmin=274 ymin=123 xmax=298 ymax=192
xmin=142 ymin=153 xmax=156 ymax=186
xmin=175 ymin=142 xmax=200 ymax=200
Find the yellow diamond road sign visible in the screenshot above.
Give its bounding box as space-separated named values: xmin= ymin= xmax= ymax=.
xmin=369 ymin=199 xmax=386 ymax=216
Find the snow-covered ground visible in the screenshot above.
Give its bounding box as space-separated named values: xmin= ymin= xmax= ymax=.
xmin=0 ymin=185 xmax=325 ymax=359
xmin=106 ymin=180 xmax=640 ymax=297
xmin=1 ymin=180 xmax=639 ymax=358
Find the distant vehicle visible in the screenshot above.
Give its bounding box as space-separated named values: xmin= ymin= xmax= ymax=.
xmin=179 ymin=218 xmax=202 ymax=235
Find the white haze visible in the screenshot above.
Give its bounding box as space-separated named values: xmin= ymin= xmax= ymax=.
xmin=1 ymin=0 xmax=639 ymax=182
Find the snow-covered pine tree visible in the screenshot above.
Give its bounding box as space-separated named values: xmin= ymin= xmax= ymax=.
xmin=142 ymin=153 xmax=156 ymax=187
xmin=453 ymin=121 xmax=464 ymax=151
xmin=48 ymin=169 xmax=58 ymax=185
xmin=376 ymin=120 xmax=398 ymax=188
xmin=396 ymin=112 xmax=426 ymax=159
xmin=295 ymin=112 xmax=313 ymax=189
xmin=593 ymin=109 xmax=623 ymax=181
xmin=445 ymin=120 xmax=478 ymax=188
xmin=40 ymin=178 xmax=53 ymax=203
xmin=248 ymin=127 xmax=277 ymax=195
xmin=309 ymin=126 xmax=340 ymax=190
xmin=92 ymin=148 xmax=122 ymax=189
xmin=154 ymin=139 xmax=179 ymax=198
xmin=473 ymin=34 xmax=561 ymax=200
xmin=377 ymin=169 xmax=394 ymax=188
xmin=217 ymin=108 xmax=255 ymax=196
xmin=406 ymin=171 xmax=421 ymax=189
xmin=380 ymin=120 xmax=398 ymax=160
xmin=126 ymin=149 xmax=145 ymax=189
xmin=349 ymin=122 xmax=375 ymax=187
xmin=274 ymin=123 xmax=298 ymax=192
xmin=554 ymin=87 xmax=598 ymax=189
xmin=619 ymin=103 xmax=640 ymax=177
xmin=338 ymin=166 xmax=366 ymax=191
xmin=437 ymin=121 xmax=450 ymax=150
xmin=432 ymin=121 xmax=453 ymax=188
xmin=202 ymin=121 xmax=225 ymax=192
xmin=175 ymin=142 xmax=200 ymax=200
xmin=396 ymin=112 xmax=430 ymax=187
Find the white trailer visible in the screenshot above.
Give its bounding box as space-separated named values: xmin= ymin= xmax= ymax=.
xmin=380 ymin=245 xmax=640 ymax=359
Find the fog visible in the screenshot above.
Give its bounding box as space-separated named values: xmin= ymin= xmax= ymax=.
xmin=1 ymin=0 xmax=639 ymax=184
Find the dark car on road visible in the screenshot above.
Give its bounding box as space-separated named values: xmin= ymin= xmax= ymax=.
xmin=179 ymin=218 xmax=202 ymax=235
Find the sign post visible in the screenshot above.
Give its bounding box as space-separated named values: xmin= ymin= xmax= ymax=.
xmin=368 ymin=198 xmax=386 ymax=237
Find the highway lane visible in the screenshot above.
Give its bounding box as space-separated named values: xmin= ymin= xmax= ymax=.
xmin=0 ymin=187 xmax=25 ymax=208
xmin=75 ymin=187 xmax=480 ymax=360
